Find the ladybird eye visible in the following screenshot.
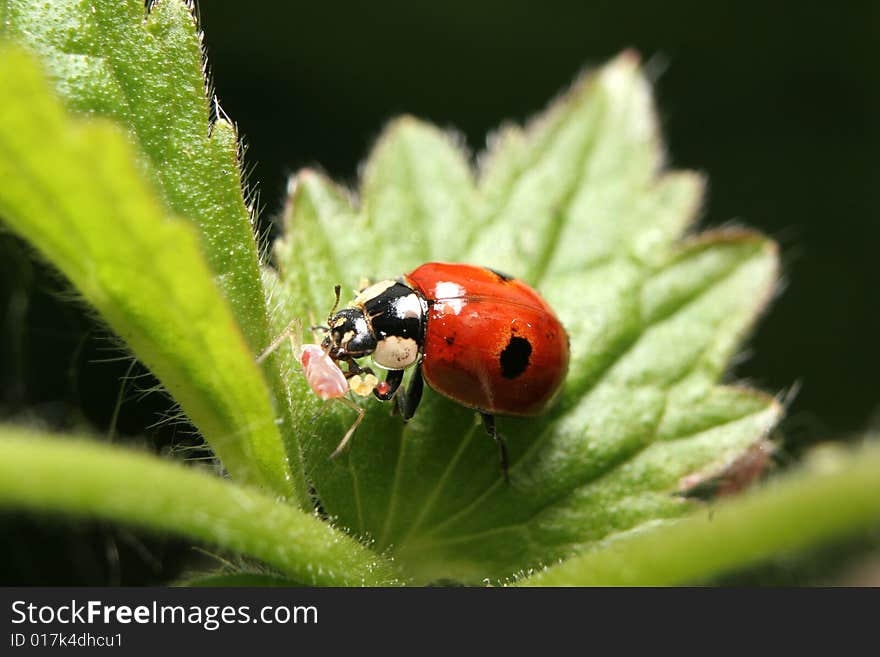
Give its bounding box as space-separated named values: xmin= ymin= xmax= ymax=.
xmin=330 ymin=325 xmax=347 ymax=344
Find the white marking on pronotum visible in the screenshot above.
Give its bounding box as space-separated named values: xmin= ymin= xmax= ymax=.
xmin=392 ymin=293 xmax=425 ymax=320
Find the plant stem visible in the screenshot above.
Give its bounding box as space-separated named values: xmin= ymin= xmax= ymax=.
xmin=0 ymin=429 xmax=400 ymax=586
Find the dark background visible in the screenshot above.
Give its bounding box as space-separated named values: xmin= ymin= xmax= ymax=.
xmin=0 ymin=1 xmax=877 ymax=584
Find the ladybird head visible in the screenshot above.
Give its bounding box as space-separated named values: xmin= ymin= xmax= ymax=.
xmin=323 ymin=307 xmax=377 ymax=359
xmin=322 ymin=278 xmax=427 ymax=370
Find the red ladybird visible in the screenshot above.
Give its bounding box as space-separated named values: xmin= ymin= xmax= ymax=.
xmin=321 ymin=263 xmax=570 ymax=474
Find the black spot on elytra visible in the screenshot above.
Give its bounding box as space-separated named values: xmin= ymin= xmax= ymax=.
xmin=500 ymin=336 xmax=532 ymax=379
xmin=444 ymin=335 xmax=455 ymax=346
xmin=486 ymin=267 xmax=515 ymax=282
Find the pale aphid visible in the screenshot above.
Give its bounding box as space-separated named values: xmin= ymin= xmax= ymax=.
xmin=299 ymin=343 xmax=348 ymax=400
xmin=256 ymin=316 xmax=374 ymax=458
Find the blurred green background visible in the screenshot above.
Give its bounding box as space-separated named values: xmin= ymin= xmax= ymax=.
xmin=0 ymin=1 xmax=876 ymax=584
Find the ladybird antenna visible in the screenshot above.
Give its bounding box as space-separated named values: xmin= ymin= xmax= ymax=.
xmin=328 ymin=284 xmax=342 ymax=321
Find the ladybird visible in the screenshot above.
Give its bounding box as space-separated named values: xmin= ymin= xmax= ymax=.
xmin=320 ymin=262 xmax=570 ymax=475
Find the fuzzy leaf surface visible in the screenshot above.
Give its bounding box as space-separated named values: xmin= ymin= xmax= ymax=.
xmin=0 ymin=428 xmax=398 ymax=586
xmin=0 ymin=0 xmax=265 ymax=349
xmin=0 ymin=45 xmax=291 ymax=496
xmin=0 ymin=1 xmax=310 ymax=503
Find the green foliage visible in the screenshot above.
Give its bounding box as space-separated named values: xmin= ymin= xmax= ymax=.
xmin=0 ymin=0 xmax=309 ymax=504
xmin=0 ymin=1 xmax=877 ymax=586
xmin=1 ymin=0 xmax=263 ymax=347
xmin=0 ymin=428 xmax=397 ymax=586
xmin=519 ymin=443 xmax=880 ymax=585
xmin=0 ymin=43 xmax=295 ymax=497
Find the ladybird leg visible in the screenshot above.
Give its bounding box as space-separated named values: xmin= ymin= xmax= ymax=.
xmin=480 ymin=412 xmax=510 ymax=483
xmin=339 ymin=356 xmax=365 ymax=378
xmin=255 ymin=318 xmax=302 ymax=365
xmin=335 ymin=356 xmax=375 ymax=382
xmin=395 ymin=360 xmax=424 ymax=420
xmin=374 ymin=368 xmax=405 ymax=401
xmin=329 ymin=396 xmax=365 ymax=459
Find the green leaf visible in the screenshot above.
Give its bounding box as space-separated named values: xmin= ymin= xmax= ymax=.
xmin=0 ymin=44 xmax=293 ymax=497
xmin=0 ymin=0 xmax=266 ymax=351
xmin=517 ymin=442 xmax=880 ymax=586
xmin=0 ymin=1 xmax=312 ymax=504
xmin=0 ymin=427 xmax=399 ymax=586
xmin=271 ymin=52 xmax=782 ymax=583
